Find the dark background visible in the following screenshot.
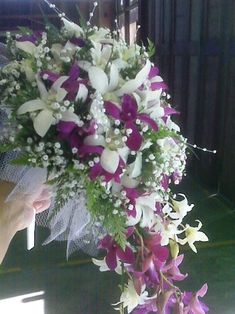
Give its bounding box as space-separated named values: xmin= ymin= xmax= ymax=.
xmin=0 ymin=0 xmax=234 ymax=204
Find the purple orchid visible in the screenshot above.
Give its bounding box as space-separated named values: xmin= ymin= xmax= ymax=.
xmin=69 ymin=37 xmax=86 ymax=47
xmin=128 ymin=233 xmax=169 ymax=289
xmin=105 ymin=95 xmax=158 ymax=151
xmin=62 ymin=63 xmax=88 ymax=102
xmin=99 ymin=229 xmax=135 ymax=270
xmin=164 ymin=107 xmax=179 ymax=117
xmin=88 ymin=156 xmax=124 ymax=183
xmin=17 ymin=31 xmax=42 ymax=43
xmin=57 ymin=120 xmax=96 ymax=149
xmin=141 ymin=234 xmax=169 ymax=285
xmin=148 ymin=66 xmax=168 ymax=91
xmin=183 ymin=284 xmax=209 ymax=314
xmin=161 ymin=175 xmax=170 ymax=191
xmin=133 ymin=300 xmax=158 ymax=314
xmin=40 ymin=70 xmax=61 ymax=82
xmin=57 ymin=121 xmax=83 ymax=149
xmin=162 ymin=254 xmax=188 ymax=282
xmin=41 ymin=64 xmax=88 ymax=102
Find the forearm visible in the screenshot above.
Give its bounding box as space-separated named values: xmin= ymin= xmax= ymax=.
xmin=0 ymin=219 xmax=15 ymax=264
xmin=0 ymin=181 xmax=17 ymax=264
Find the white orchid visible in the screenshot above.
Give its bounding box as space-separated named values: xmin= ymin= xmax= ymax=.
xmin=127 ymin=192 xmax=162 ymax=228
xmin=113 ymin=280 xmax=149 ymax=313
xmin=178 ymin=220 xmax=209 ymax=253
xmin=21 ymin=59 xmax=35 ymax=81
xmin=62 ymin=18 xmax=84 ymax=37
xmin=136 ymin=89 xmax=164 ymax=119
xmin=116 ymin=59 xmax=151 ymax=97
xmin=88 ymin=59 xmax=151 ymax=100
xmin=88 ymin=63 xmax=119 ymax=95
xmin=157 ymin=137 xmax=179 ymax=154
xmin=90 ymin=41 xmax=113 ymax=69
xmin=92 ymin=257 xmax=122 ymax=274
xmin=171 ymin=194 xmax=194 ymax=220
xmin=84 ymin=134 xmax=129 ymax=174
xmin=156 ymin=219 xmax=184 ymax=246
xmin=15 ymin=40 xmax=37 ymax=55
xmin=164 ymin=116 xmax=181 ymax=132
xmin=17 ymin=76 xmax=80 ymax=137
xmin=89 ymin=27 xmax=112 ymax=43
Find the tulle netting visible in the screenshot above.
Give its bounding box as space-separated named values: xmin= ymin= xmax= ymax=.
xmin=0 ymin=48 xmax=103 ymax=257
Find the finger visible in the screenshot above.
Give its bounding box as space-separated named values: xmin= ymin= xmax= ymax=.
xmin=33 ymin=198 xmax=51 ymax=213
xmin=26 ymin=185 xmax=53 ymax=204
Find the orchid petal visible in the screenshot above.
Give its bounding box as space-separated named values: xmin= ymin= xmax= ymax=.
xmin=77 ymin=60 xmax=92 ymax=72
xmin=136 ymin=59 xmax=151 ymax=82
xmin=121 ymin=175 xmax=139 ymax=188
xmin=56 ymin=88 xmax=67 ymax=102
xmin=149 ymin=67 xmax=160 ymax=78
xmin=125 ymin=122 xmax=142 ymax=151
xmin=106 ymin=250 xmax=117 ymax=270
xmin=69 ymin=63 xmax=80 ymax=80
xmin=36 ymin=76 xmax=48 ymax=101
xmin=130 ymin=153 xmax=142 ymax=178
xmin=89 ymin=162 xmax=103 ymax=180
xmin=92 ymin=258 xmax=109 ymax=272
xmin=40 ymin=70 xmax=60 ymax=82
xmin=62 ymin=18 xmax=84 ymax=37
xmin=51 ymin=76 xmax=69 ymax=101
xmin=57 ymin=121 xmax=76 ymax=135
xmin=75 ymin=83 xmax=88 ymax=102
xmin=138 ymin=113 xmax=158 ymax=131
xmin=108 ymin=63 xmax=119 ymax=91
xmin=17 ymin=99 xmax=46 ymax=115
xmin=15 ymin=40 xmax=36 ymax=55
xmin=84 ymin=134 xmax=105 ymax=146
xmin=150 ymin=76 xmax=163 ymax=83
xmin=164 ymin=107 xmax=180 ymax=116
xmin=61 ymin=111 xmax=81 ymax=124
xmin=88 ymin=66 xmax=109 ymax=94
xmin=51 ymin=43 xmax=63 ymax=61
xmin=104 ymin=101 xmax=121 ymax=119
xmin=79 ymin=145 xmax=103 ymax=156
xmin=117 ymin=146 xmax=130 ymax=163
xmin=117 ymin=246 xmax=135 ymax=264
xmin=116 ymin=79 xmax=141 ymax=97
xmin=116 ymin=59 xmax=151 ymax=96
xmin=33 ymin=109 xmax=54 ymax=137
xmin=100 ymin=148 xmax=120 ymax=174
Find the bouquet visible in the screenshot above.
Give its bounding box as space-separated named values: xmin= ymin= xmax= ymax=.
xmin=0 ymin=3 xmax=210 ymax=313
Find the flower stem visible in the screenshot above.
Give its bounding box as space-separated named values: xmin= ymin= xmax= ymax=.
xmin=135 ymin=227 xmax=144 ymax=260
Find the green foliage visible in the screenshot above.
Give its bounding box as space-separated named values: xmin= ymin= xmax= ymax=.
xmin=147 ymin=126 xmax=180 ymax=143
xmin=46 ymin=22 xmax=63 ymax=44
xmin=10 ymin=154 xmax=31 ymax=166
xmin=17 ymin=26 xmax=32 ymax=35
xmin=0 ymin=143 xmax=15 ymax=153
xmin=120 ymin=59 xmax=142 ymax=80
xmin=47 ymin=169 xmax=83 ymax=221
xmin=147 ymin=38 xmax=156 ymax=59
xmin=86 ymin=180 xmax=127 ymax=250
xmin=75 ymin=5 xmax=88 ymax=30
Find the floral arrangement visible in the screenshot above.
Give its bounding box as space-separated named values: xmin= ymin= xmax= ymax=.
xmin=0 ymin=2 xmax=210 ymax=313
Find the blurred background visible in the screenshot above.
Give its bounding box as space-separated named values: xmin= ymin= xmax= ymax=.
xmin=0 ymin=1 xmax=234 ymax=313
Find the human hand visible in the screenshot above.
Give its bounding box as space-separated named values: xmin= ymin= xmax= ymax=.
xmin=0 ymin=181 xmax=52 ymax=264
xmin=15 ymin=186 xmax=52 ymax=231
xmin=0 ymin=182 xmax=52 ymax=232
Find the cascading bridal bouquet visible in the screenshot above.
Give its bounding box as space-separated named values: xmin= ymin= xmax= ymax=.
xmin=0 ymin=2 xmax=211 ymax=313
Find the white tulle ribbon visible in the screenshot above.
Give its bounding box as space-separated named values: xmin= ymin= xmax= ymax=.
xmin=27 ymin=208 xmax=36 ymax=250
